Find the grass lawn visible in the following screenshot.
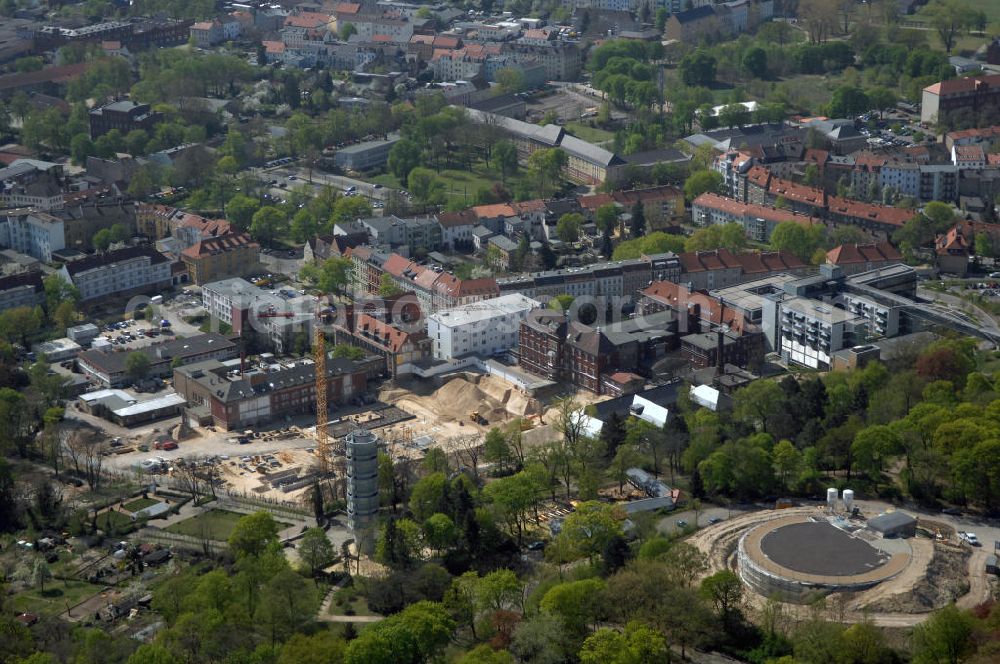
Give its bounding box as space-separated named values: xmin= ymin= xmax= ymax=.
xmin=96 ymin=510 xmax=134 ymax=532
xmin=328 ymin=592 xmax=375 ymax=617
xmin=11 ymin=580 xmax=102 ymax=617
xmin=164 ymin=510 xmax=289 ymax=542
xmin=370 ymin=173 xmax=401 ymax=188
xmin=913 ymin=0 xmax=1000 ymax=26
xmin=563 ymin=122 xmax=614 ymax=144
xmin=123 ymin=498 xmax=159 ymax=513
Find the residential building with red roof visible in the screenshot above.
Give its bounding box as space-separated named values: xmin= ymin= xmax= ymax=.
xmin=935 ymin=220 xmax=1000 ymax=276
xmin=952 ymin=144 xmax=986 ymax=169
xmin=180 ymin=232 xmax=260 ymax=285
xmin=691 ymin=192 xmax=820 ymax=242
xmin=678 ymin=249 xmax=808 ymax=290
xmin=921 ymin=74 xmax=1000 ymax=125
xmin=332 ymin=311 xmax=430 ymax=377
xmin=825 ymin=242 xmax=902 ymax=276
xmin=944 ymin=125 xmax=1000 ymax=150
xmin=578 ymin=185 xmax=684 ymax=231
xmin=824 ymin=197 xmax=914 ymax=239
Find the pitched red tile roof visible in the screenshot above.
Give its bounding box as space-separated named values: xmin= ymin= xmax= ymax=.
xmin=640 ymin=280 xmax=746 ymax=332
xmin=825 ymin=196 xmax=914 ymax=228
xmin=181 ymin=232 xmax=258 ymax=259
xmin=356 ymin=313 xmax=424 ymax=353
xmin=745 ymin=165 xmax=771 ymax=189
xmin=693 ymin=193 xmax=819 ymax=227
xmin=767 ymin=177 xmax=825 ymax=208
xmin=924 ymin=74 xmax=1000 ymax=97
xmin=826 ymin=241 xmax=902 ymax=266
xmin=382 ymin=253 xmax=413 ymax=278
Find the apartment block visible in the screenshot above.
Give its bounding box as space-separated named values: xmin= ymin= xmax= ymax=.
xmin=427 ymin=293 xmax=540 ymax=360
xmin=180 ymin=232 xmax=260 ymax=285
xmin=59 ymin=245 xmax=171 ymax=302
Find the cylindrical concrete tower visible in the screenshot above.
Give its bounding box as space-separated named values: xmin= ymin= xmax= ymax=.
xmin=346 ymin=429 xmax=379 ymax=535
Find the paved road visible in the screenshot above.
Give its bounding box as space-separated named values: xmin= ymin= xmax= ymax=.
xmin=264 ymin=165 xmax=395 ymax=205
xmin=657 ymin=505 xmax=745 ymax=535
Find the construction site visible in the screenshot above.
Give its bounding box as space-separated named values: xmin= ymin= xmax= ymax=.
xmin=104 ymin=369 xmax=563 ymax=505
xmin=687 ymin=490 xmax=994 ymax=626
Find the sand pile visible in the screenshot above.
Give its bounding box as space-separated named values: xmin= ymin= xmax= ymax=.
xmin=380 ymin=375 xmax=546 ymax=425
xmin=420 ymin=377 xmax=501 ymax=421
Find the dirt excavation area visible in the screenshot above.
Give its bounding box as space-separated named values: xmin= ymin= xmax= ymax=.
xmin=378 ymin=375 xmax=561 ymax=453
xmin=689 ymin=506 xmax=984 ymax=626
xmin=855 ymin=542 xmax=968 ymax=613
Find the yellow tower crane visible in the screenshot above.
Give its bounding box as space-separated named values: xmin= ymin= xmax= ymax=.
xmin=314 ymin=324 xmax=330 ymax=475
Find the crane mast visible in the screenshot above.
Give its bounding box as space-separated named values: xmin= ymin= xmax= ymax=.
xmin=314 ymin=325 xmax=329 ymax=474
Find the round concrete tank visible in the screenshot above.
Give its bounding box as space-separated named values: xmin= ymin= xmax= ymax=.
xmin=843 ymin=489 xmax=854 ymax=513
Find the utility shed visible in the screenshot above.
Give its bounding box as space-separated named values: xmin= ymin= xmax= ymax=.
xmin=867 ymin=511 xmax=917 ymax=539
xmin=986 ymin=555 xmax=999 ymax=576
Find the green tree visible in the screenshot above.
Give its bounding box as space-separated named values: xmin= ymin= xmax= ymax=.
xmin=277 ymin=632 xmax=346 ymax=664
xmin=630 ymin=200 xmax=646 ymax=237
xmin=527 ymin=148 xmax=567 ymax=197
xmin=297 ymin=527 xmax=334 ymax=576
xmin=733 ymin=380 xmax=785 ymax=433
xmin=700 ymin=570 xmax=743 ymax=633
xmin=93 ymin=228 xmax=113 ymax=252
xmin=851 ymin=425 xmax=903 ymax=487
xmin=684 ymin=223 xmax=747 ymax=252
xmin=496 ymin=68 xmax=526 ymax=94
xmin=340 ymin=22 xmax=357 ymax=40
xmin=290 ymin=209 xmax=316 ymax=243
xmin=540 ymin=578 xmax=605 ymax=635
xmin=388 ymin=139 xmax=422 ymax=182
xmin=250 ymin=206 xmax=286 ymax=246
xmin=229 ymin=511 xmax=280 ymax=558
xmin=580 ymin=621 xmax=668 ymax=664
xmin=911 ymin=603 xmax=975 ymax=664
xmin=556 ymin=212 xmax=583 ymax=243
xmin=423 ymin=513 xmax=458 ymax=554
xmin=408 ymin=167 xmax=446 ymax=205
xmin=344 ymin=601 xmax=454 ymax=664
xmin=595 ymin=203 xmax=619 ymax=234
xmin=742 ymin=47 xmax=768 ymax=78
xmin=826 ymin=85 xmax=871 ymax=118
xmin=313 ymin=256 xmax=353 ymax=296
xmin=684 ymin=169 xmax=723 ymax=201
xmin=331 ymin=196 xmax=373 ymax=224
xmin=494 ymin=140 xmax=518 ymax=183
xmin=484 ymin=469 xmax=539 ymax=545
xmin=679 ymin=49 xmax=717 ymax=86
xmin=772 ymin=439 xmax=802 ymax=490
xmin=379 ymin=273 xmax=404 ymax=297
xmin=770 ymin=222 xmax=824 ymax=262
xmin=925 ymin=0 xmax=975 ymax=53
xmin=31 ymin=558 xmax=51 ymax=591
xmin=331 ymin=345 xmax=365 ymax=360
xmin=227 ymin=194 xmax=261 ymax=231
xmin=125 ymin=352 xmax=151 ymax=381
xmin=70 ymin=133 xmax=95 ymax=165
xmin=551 ymin=501 xmax=623 ymax=564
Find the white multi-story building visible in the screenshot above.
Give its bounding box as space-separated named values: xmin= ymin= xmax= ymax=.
xmin=427 ymin=293 xmax=540 ymax=360
xmin=59 ymin=246 xmax=171 ymax=302
xmin=0 ymin=211 xmax=66 ymax=262
xmin=763 ymin=295 xmax=861 ymax=370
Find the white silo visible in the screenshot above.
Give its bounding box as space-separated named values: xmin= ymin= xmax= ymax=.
xmin=843 ymin=489 xmax=855 ymax=513
xmin=826 ymin=487 xmax=838 ymax=512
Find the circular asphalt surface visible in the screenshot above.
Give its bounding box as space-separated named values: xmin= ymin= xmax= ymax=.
xmin=760 ymin=521 xmax=886 ymax=576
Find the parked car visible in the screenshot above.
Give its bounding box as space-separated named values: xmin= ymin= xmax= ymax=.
xmin=960 ymin=532 xmax=981 ymax=546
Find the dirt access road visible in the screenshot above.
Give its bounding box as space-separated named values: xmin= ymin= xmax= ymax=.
xmin=688 ymin=502 xmax=996 ymax=627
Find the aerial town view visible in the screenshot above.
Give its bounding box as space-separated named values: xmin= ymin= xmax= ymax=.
xmin=3 ymin=0 xmax=1000 ymax=662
